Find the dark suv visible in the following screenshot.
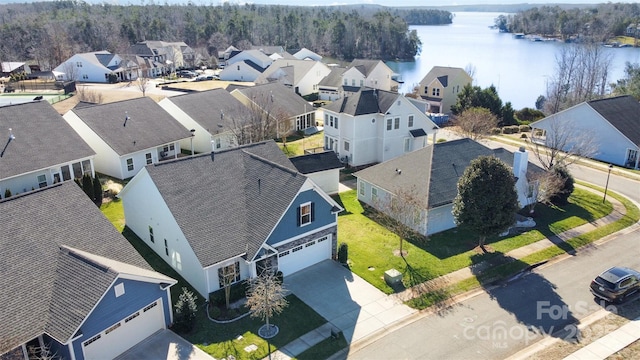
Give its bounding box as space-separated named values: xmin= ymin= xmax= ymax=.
xmin=590 ymin=267 xmax=640 ymax=303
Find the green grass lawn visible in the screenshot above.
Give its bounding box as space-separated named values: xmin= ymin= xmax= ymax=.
xmin=100 ymin=198 xmax=125 ymax=232
xmin=277 ymin=132 xmax=324 ymax=157
xmin=334 ymin=187 xmax=614 ymax=294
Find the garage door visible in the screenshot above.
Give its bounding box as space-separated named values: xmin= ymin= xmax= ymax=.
xmin=82 ymin=299 xmax=165 ymax=360
xmin=277 ymin=235 xmax=331 ymax=275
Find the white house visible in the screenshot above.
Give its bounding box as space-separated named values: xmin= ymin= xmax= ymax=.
xmin=0 ymin=101 xmax=95 ymax=199
xmin=293 ymin=48 xmax=323 ymax=61
xmin=158 ymin=89 xmax=251 ymax=154
xmin=418 ymin=66 xmax=473 ymax=114
xmin=355 ymin=138 xmax=538 ymax=236
xmin=118 ymin=141 xmax=343 ymax=297
xmin=530 ymin=95 xmax=640 ymax=169
xmin=53 ymin=51 xmax=132 ymax=83
xmin=255 ymin=59 xmax=331 ymax=97
xmin=289 ymin=151 xmax=344 ymax=195
xmin=219 ymin=49 xmax=273 ymax=82
xmin=63 ymin=97 xmax=192 ymax=180
xmin=322 ymin=88 xmax=438 ymax=167
xmin=342 ymin=59 xmax=395 ymax=93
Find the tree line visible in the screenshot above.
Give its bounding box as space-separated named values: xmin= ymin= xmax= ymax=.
xmin=0 ymin=1 xmax=452 ymax=69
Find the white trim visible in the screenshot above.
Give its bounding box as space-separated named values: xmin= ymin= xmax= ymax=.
xmin=269 ymin=222 xmax=337 ymax=248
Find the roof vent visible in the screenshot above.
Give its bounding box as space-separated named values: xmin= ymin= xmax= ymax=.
xmin=123 ymin=111 xmax=130 ymax=127
xmin=1 ymin=128 xmax=15 ymax=158
xmin=395 ymin=168 xmax=402 ymax=175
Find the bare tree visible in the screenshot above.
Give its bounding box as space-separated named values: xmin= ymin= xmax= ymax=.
xmin=524 ymin=170 xmax=565 ymax=214
xmin=136 ymin=75 xmax=151 ymax=97
xmin=528 ymin=116 xmax=598 ymax=170
xmin=164 ymin=45 xmax=182 ymax=75
xmin=245 ymin=271 xmax=288 ymax=339
xmin=218 ymin=263 xmax=238 ymax=310
xmin=238 ymin=92 xmax=291 ymax=144
xmin=76 ymin=85 xmax=103 ymax=104
xmin=61 ymin=61 xmax=79 ymax=82
xmin=464 ymin=63 xmax=477 ymax=82
xmin=451 ymin=107 xmax=498 ymax=141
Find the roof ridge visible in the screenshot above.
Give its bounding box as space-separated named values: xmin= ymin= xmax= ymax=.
xmin=242 ymin=150 xmax=300 ymax=176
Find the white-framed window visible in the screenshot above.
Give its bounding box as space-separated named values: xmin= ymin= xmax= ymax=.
xmin=146 ymin=153 xmax=152 ymax=164
xmin=126 ymin=158 xmax=134 ymax=171
xmin=82 ymin=160 xmax=92 ymax=176
xmin=360 ymin=80 xmax=363 ymax=86
xmin=394 ymin=117 xmax=400 ymax=129
xmin=299 ymin=202 xmax=313 ymax=226
xmin=359 ymin=181 xmax=365 ymax=196
xmin=404 ymin=138 xmax=411 ymax=152
xmin=334 ymin=117 xmax=338 ymax=129
xmin=432 ymin=88 xmax=440 ymax=96
xmin=408 ymin=115 xmax=414 ymax=127
xmin=372 ymin=187 xmax=378 ymax=202
xmin=329 ymin=116 xmax=334 ymax=127
xmin=386 ymin=119 xmax=392 ymax=131
xmin=344 ymin=141 xmax=350 ymax=152
xmin=343 ymin=78 xmax=348 ymax=85
xmin=351 ymin=79 xmax=355 ymax=86
xmin=218 ymin=261 xmax=241 ymax=287
xmin=37 ymin=174 xmax=47 ymax=188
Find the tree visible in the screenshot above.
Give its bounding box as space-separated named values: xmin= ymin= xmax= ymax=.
xmin=136 ymin=75 xmax=151 ymax=97
xmin=611 ymin=61 xmax=640 ymax=100
xmin=93 ymin=175 xmax=103 ymax=206
xmin=494 ymin=14 xmax=508 ymax=32
xmin=549 ymin=165 xmax=574 ymax=206
xmin=245 ymin=271 xmax=288 ymax=339
xmin=218 ymin=263 xmax=238 ymax=310
xmin=452 ymin=107 xmax=499 ymax=141
xmin=81 ymin=174 xmax=94 ymax=201
xmin=525 ymin=170 xmax=566 ymax=214
xmin=452 ymin=156 xmax=519 ymax=251
xmin=451 ymin=84 xmax=504 ymax=124
xmin=527 ymin=116 xmax=598 ymax=170
xmin=174 ymin=287 xmax=198 ymax=333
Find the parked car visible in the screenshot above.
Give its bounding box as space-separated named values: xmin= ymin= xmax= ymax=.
xmin=590 ymin=266 xmax=640 ymax=303
xmin=178 ymin=70 xmax=197 ymax=78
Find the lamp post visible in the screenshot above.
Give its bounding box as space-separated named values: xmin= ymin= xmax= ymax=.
xmin=603 ymin=164 xmax=613 ymax=203
xmin=190 ymin=129 xmax=195 ymax=155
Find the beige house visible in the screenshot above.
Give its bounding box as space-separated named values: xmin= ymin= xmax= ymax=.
xmin=418 ymin=66 xmax=472 ymax=114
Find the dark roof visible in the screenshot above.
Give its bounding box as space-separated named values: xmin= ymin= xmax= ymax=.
xmin=324 ymin=88 xmax=398 ymax=116
xmin=243 ymin=59 xmax=267 ymax=73
xmin=0 ymin=182 xmax=160 ymax=351
xmin=289 ymin=151 xmax=344 ymax=174
xmin=587 ymin=95 xmax=640 ymax=146
xmin=410 ymin=129 xmax=428 ymax=137
xmin=166 ymin=89 xmax=250 ymax=133
xmin=232 ymin=82 xmax=313 ymax=117
xmin=437 ymin=75 xmax=449 ymax=87
xmin=0 ymin=101 xmax=95 ymax=181
xmin=69 ymin=97 xmax=191 ymax=155
xmin=143 ymin=141 xmax=304 ymax=267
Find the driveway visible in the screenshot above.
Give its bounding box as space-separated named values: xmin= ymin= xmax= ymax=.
xmin=285 ymin=260 xmax=416 ymax=345
xmin=115 ymin=329 xmax=213 ymax=360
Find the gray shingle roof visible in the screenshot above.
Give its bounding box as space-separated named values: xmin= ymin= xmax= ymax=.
xmin=166 ymin=89 xmax=251 ymax=133
xmin=232 ymin=82 xmax=313 ymax=117
xmin=318 ymin=67 xmax=346 ymax=88
xmin=348 ymin=59 xmax=383 ymax=76
xmin=323 ymin=88 xmax=398 ymax=116
xmin=587 ymin=95 xmax=640 ymax=146
xmin=289 ymin=151 xmax=344 ymax=174
xmin=145 ymin=140 xmax=304 ymax=267
xmin=0 ymin=181 xmax=154 ymax=352
xmin=0 ymin=101 xmax=95 ymax=181
xmin=70 ymin=97 xmax=191 ymax=155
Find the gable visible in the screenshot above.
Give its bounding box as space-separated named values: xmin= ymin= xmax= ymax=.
xmin=588 ymin=95 xmax=640 ymax=146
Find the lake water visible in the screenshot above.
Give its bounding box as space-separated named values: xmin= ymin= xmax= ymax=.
xmin=386 ymin=12 xmax=640 ymax=110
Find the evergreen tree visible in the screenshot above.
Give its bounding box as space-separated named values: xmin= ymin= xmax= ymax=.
xmin=93 ymin=175 xmax=103 ymax=206
xmin=81 ymin=174 xmax=94 ymax=201
xmin=174 ymin=287 xmax=198 ymax=333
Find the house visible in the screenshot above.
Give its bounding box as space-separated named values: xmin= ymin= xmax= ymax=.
xmin=0 ymin=101 xmax=95 ymax=199
xmin=251 ymin=45 xmax=285 ymax=56
xmin=322 ymin=87 xmax=439 ymax=167
xmin=118 ymin=141 xmax=343 ymax=297
xmin=0 ymin=181 xmax=176 ymax=360
xmin=418 ymin=66 xmax=472 ymax=114
xmin=220 ymin=50 xmax=273 ymax=82
xmin=355 ymin=138 xmax=537 ymax=235
xmin=158 ymin=89 xmax=251 ymax=153
xmin=626 ymin=23 xmax=640 ymax=37
xmin=217 ymin=45 xmax=239 ymax=64
xmin=53 ymin=51 xmax=132 ymax=83
xmin=231 ymin=82 xmax=318 ymax=133
xmin=1 ymin=61 xmax=30 ymax=78
xmin=530 ymin=95 xmax=640 ymax=169
xmin=124 ymin=40 xmax=196 ymax=76
xmin=289 ymin=151 xmax=344 ymax=195
xmin=318 ymin=66 xmax=347 ymax=101
xmin=62 ymin=97 xmax=192 ymax=180
xmin=342 ymin=59 xmax=396 ymax=93
xmin=255 ymin=58 xmax=331 ymax=96
xmin=293 ymin=48 xmax=323 ymax=61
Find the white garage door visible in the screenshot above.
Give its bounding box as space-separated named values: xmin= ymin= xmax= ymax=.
xmin=277 ymin=235 xmax=332 ymax=275
xmin=82 ymin=299 xmax=165 ymax=360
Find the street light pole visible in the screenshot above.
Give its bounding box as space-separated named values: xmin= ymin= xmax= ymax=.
xmin=603 ymin=164 xmax=613 ymax=203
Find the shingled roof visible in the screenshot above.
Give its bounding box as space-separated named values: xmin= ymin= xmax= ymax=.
xmin=289 ymin=151 xmax=344 ymax=174
xmin=587 ymin=95 xmax=640 ymax=146
xmin=165 ymin=89 xmax=250 ymax=133
xmin=144 ymin=141 xmax=304 ymax=267
xmin=0 ymin=182 xmax=160 ymax=352
xmin=0 ymin=101 xmax=95 ymax=181
xmin=323 ymin=88 xmax=398 ymax=116
xmin=232 ymin=82 xmax=313 ymax=117
xmin=69 ymin=97 xmax=191 ymax=155
xmin=348 ymin=59 xmax=383 ymax=77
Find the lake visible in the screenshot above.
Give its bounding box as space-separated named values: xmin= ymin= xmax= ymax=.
xmin=386 ymin=12 xmax=640 ymax=110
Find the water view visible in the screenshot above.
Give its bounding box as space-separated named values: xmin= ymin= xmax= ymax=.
xmin=386 ymin=12 xmax=640 ymax=110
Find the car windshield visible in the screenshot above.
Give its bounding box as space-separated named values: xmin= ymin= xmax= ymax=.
xmin=596 ymin=276 xmax=617 ymax=290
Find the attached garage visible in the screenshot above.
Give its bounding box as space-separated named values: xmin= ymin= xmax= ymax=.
xmin=82 ymin=299 xmax=165 ymax=360
xmin=277 ymin=235 xmax=332 ymax=275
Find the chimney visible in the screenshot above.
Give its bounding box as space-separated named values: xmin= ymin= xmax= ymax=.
xmin=513 ymin=146 xmax=528 ymax=181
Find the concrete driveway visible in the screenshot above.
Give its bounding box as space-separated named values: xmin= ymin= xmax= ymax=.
xmin=284 ymin=260 xmax=416 ymax=345
xmin=115 ymin=329 xmax=213 ymax=360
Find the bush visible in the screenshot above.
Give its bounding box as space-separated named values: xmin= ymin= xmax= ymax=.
xmin=174 ymin=287 xmax=198 ymax=333
xmin=209 ymin=280 xmax=249 ymax=307
xmin=4 ymin=188 xmax=11 ymax=199
xmin=519 ymin=125 xmax=532 ymax=132
xmin=550 ymin=165 xmax=574 ymax=206
xmin=436 ymin=138 xmax=447 ymax=143
xmin=520 ymin=133 xmax=528 ymax=139
xmin=491 ymin=128 xmax=502 ymax=135
xmin=338 ymin=243 xmax=348 ymax=264
xmin=502 ymin=125 xmax=520 ymax=134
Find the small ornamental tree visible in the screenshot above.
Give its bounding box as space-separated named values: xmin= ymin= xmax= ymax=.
xmin=452 ymin=156 xmax=519 ymax=251
xmin=245 ymin=271 xmax=288 ymax=338
xmin=174 ymin=287 xmax=198 ymax=333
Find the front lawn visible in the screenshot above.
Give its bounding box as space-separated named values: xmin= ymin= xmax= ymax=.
xmin=334 ymin=187 xmax=614 ymax=294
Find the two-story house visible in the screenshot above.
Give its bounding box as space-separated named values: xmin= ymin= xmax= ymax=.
xmin=342 ymin=59 xmax=395 ymax=93
xmin=255 ymin=59 xmax=331 ymax=97
xmin=53 ymin=51 xmax=131 ymax=83
xmin=418 ymin=66 xmax=472 ymax=114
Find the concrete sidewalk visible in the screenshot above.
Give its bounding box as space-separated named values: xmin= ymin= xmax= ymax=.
xmin=562 ymin=316 xmax=640 ymax=360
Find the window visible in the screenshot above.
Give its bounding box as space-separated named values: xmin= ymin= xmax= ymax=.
xmin=372 ymin=187 xmax=378 ymax=202
xmin=146 ymin=153 xmax=152 ymax=165
xmin=114 ymin=283 xmax=125 ymax=297
xmin=125 ymin=312 xmax=140 ymax=323
xmin=105 ymin=323 xmax=121 ymax=335
xmin=72 ymin=162 xmax=82 ymax=179
xmin=149 ymin=226 xmax=154 ymax=243
xmin=432 ymin=88 xmax=440 ymax=96
xmin=61 ymin=165 xmax=71 ymax=181
xmin=172 ymin=251 xmax=182 ymax=270
xmin=83 ymin=334 xmax=101 ymax=347
xmin=334 ymin=117 xmax=338 ymax=129
xmin=386 ymin=119 xmax=392 ymax=131
xmin=278 ymin=250 xmax=290 ymax=258
xmin=344 ymin=141 xmax=350 ymax=152
xmin=164 ymin=239 xmax=168 ymax=256
xmin=408 ymin=115 xmax=414 ymax=127
xmin=126 ymin=158 xmax=134 ymax=171
xmin=424 ymin=86 xmax=428 ymax=94
xmin=82 ymin=160 xmax=92 ymax=176
xmin=359 ymin=182 xmax=365 ymax=196
xmin=404 ymin=138 xmax=411 ymax=152
xmin=360 ymin=80 xmax=363 ymax=87
xmin=299 ymin=202 xmax=313 ymax=226
xmin=324 ymin=136 xmax=329 ymax=150
xmin=325 ymin=114 xmax=329 ymax=124
xmin=218 ymin=261 xmax=241 ymax=287
xmin=329 ymin=116 xmax=333 ymax=127
xmin=343 ymin=78 xmax=348 ymax=85
xmin=237 ymin=65 xmax=240 ymax=71
xmin=292 ymin=245 xmax=303 ymax=252
xmin=169 ymin=144 xmax=175 ymax=151
xmin=394 ymin=117 xmax=400 ymax=130
xmin=37 ymin=174 xmax=47 ymax=188
xmin=351 ymin=79 xmax=355 ymax=86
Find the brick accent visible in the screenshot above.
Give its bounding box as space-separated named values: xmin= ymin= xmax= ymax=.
xmin=275 ymin=226 xmax=338 ymax=260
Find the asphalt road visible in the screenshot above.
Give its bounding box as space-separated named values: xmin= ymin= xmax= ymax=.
xmin=344 ymin=137 xmax=640 ymax=359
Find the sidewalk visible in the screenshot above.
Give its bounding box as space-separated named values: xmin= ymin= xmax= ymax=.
xmin=265 ymin=177 xmax=638 ymax=360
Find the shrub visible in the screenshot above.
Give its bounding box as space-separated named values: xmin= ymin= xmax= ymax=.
xmin=275 ymin=270 xmax=284 ymax=285
xmin=338 ymin=243 xmax=348 ymax=264
xmin=174 ymin=287 xmax=198 ymax=333
xmin=436 ymin=138 xmax=447 ymax=143
xmin=550 ymin=165 xmax=574 ymax=206
xmin=519 ymin=125 xmax=532 ymax=132
xmin=502 ymin=125 xmax=520 ymax=134
xmin=491 ymin=128 xmax=502 ymax=135
xmin=520 ymin=133 xmax=528 ymax=139
xmin=209 ymin=280 xmax=249 ymax=307
xmin=4 ymin=188 xmax=11 ymax=198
